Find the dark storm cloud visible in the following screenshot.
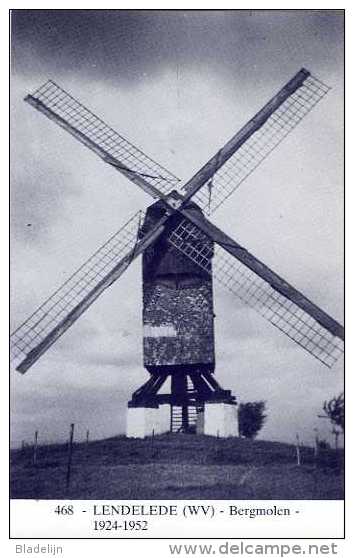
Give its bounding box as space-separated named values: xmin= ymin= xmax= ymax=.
xmin=11 ymin=10 xmax=343 ymax=85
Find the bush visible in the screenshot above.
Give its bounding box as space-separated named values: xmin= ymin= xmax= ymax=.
xmin=317 ymin=439 xmax=330 ymax=450
xmin=238 ymin=401 xmax=267 ymax=439
xmin=323 ymin=393 xmax=344 ymax=432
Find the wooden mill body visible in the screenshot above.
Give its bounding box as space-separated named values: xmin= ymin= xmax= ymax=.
xmin=129 ymin=195 xmax=236 ymax=432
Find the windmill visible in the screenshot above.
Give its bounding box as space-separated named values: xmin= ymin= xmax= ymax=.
xmin=10 ymin=68 xmax=344 ymax=438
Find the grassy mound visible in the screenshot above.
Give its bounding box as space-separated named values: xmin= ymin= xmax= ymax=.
xmin=10 ymin=433 xmax=344 ymax=500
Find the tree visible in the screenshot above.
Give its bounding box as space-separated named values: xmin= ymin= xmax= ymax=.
xmin=238 ymin=401 xmax=267 ymax=439
xmin=323 ymin=392 xmax=344 ymax=432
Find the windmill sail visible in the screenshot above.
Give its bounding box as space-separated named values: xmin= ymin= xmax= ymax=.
xmin=183 ymin=70 xmax=330 ymax=214
xmin=11 ymin=211 xmax=167 ymax=374
xmin=24 ymin=70 xmax=329 ymax=215
xmin=168 ymin=215 xmax=343 ymax=368
xmin=25 ymin=80 xmax=180 ymax=199
xmin=17 ymin=69 xmax=343 ymax=371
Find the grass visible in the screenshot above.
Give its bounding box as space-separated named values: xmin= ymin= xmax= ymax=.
xmin=10 ymin=433 xmax=344 ymax=500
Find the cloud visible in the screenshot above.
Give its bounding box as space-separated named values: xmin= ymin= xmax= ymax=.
xmin=11 ymin=11 xmax=343 ymax=85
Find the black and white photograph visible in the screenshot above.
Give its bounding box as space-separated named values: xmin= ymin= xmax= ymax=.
xmin=9 ymin=8 xmax=344 ymax=538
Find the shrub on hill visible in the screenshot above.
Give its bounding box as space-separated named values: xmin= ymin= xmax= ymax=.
xmin=238 ymin=401 xmax=267 ymax=439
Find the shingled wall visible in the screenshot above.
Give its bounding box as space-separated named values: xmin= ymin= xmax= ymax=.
xmin=143 ymin=281 xmax=215 ymax=368
xmin=141 ymin=196 xmax=215 ymax=371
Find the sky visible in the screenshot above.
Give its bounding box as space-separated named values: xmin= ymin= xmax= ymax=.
xmin=10 ymin=9 xmax=344 ymax=447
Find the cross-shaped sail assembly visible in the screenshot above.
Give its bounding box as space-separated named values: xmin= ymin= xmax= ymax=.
xmin=11 ymin=68 xmax=343 ymax=379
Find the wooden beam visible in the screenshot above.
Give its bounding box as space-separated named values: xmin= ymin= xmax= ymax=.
xmin=181 ymin=69 xmax=310 ymax=203
xmin=25 ymin=95 xmax=163 ymax=200
xmin=17 ymin=220 xmax=168 ymax=374
xmin=179 ymin=207 xmax=344 ymax=341
xmin=66 ymin=423 xmax=75 ymax=489
xmin=26 ymin=69 xmax=311 ymax=211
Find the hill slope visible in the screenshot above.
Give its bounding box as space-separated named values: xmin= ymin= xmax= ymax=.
xmin=10 ymin=433 xmax=344 ymax=500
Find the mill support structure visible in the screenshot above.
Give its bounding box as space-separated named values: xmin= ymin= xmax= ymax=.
xmin=127 ymin=367 xmax=238 ymax=437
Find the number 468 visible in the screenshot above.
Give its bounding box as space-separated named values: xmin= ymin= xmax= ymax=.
xmin=54 ymin=505 xmax=74 ymax=515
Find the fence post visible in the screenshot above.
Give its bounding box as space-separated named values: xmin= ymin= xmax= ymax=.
xmin=33 ymin=430 xmax=38 ymax=466
xmin=332 ymin=428 xmax=340 ymax=451
xmin=86 ymin=429 xmax=89 ymax=452
xmin=66 ymin=423 xmax=75 ymax=489
xmin=314 ymin=428 xmax=319 ymax=460
xmin=151 ymin=428 xmax=155 ymax=456
xmin=296 ymin=433 xmax=301 ymax=466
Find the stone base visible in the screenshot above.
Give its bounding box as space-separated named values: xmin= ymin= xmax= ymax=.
xmin=126 ymin=406 xmax=169 ymax=438
xmin=204 ymin=403 xmax=239 ymax=438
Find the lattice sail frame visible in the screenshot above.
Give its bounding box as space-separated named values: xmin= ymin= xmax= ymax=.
xmin=25 ymin=80 xmax=180 ymax=197
xmin=168 ymin=219 xmax=343 ymax=368
xmin=190 ymin=74 xmax=331 ymax=214
xmin=12 ymin=69 xmax=343 ymax=373
xmin=10 ymin=211 xmax=145 ymax=371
